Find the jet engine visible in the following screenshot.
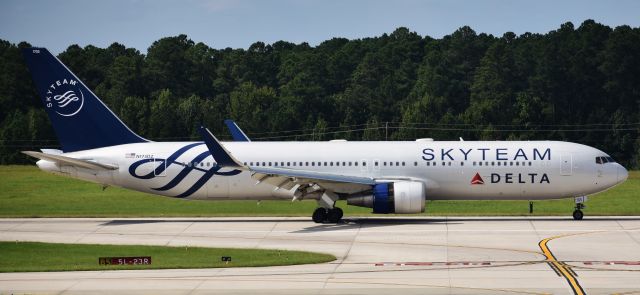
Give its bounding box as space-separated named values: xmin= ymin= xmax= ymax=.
xmin=347 ymin=181 xmax=425 ymax=214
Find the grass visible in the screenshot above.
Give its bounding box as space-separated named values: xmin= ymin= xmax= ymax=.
xmin=0 ymin=241 xmax=335 ymax=272
xmin=0 ymin=165 xmax=638 ymax=217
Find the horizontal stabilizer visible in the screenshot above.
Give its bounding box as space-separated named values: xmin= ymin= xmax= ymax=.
xmin=22 ymin=151 xmax=118 ymax=170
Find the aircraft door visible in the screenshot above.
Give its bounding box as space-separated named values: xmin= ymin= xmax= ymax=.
xmin=560 ymin=153 xmax=572 ymax=176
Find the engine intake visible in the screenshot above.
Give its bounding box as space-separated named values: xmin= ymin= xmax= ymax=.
xmin=347 ymin=181 xmax=425 ymax=214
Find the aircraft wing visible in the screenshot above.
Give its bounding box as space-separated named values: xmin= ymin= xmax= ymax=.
xmin=224 ymin=119 xmax=251 ymax=142
xmin=250 ymin=166 xmax=375 ymax=185
xmin=198 ymin=126 xmax=375 ymax=194
xmin=22 ymin=151 xmax=119 ymax=170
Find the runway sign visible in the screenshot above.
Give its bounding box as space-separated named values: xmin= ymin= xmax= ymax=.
xmin=99 ymin=256 xmax=151 ymax=265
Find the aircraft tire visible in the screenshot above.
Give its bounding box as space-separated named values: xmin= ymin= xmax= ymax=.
xmin=572 ymin=210 xmax=584 ymax=220
xmin=327 ymin=207 xmax=343 ymax=223
xmin=312 ymin=208 xmax=328 ymax=223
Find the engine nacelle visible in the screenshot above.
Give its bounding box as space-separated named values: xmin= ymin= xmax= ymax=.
xmin=347 ymin=181 xmax=425 ymax=214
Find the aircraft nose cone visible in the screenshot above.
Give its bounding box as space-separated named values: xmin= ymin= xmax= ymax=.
xmin=618 ymin=164 xmax=629 ymax=183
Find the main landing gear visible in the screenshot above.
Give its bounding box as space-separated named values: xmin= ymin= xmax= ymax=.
xmin=572 ymin=196 xmax=587 ymax=220
xmin=312 ymin=191 xmax=343 ymax=223
xmin=312 ymin=207 xmax=343 ymax=223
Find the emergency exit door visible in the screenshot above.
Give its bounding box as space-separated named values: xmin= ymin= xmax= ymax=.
xmin=560 ymin=153 xmax=572 ymax=175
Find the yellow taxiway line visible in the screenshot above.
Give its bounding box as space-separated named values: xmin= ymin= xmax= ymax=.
xmin=538 ymin=235 xmax=586 ymax=295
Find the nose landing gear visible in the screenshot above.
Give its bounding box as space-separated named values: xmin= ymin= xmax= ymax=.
xmin=573 ymin=205 xmax=584 ymax=220
xmin=573 ymin=196 xmax=587 ymax=220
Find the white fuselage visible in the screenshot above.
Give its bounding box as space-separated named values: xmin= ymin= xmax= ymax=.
xmin=36 ymin=140 xmax=627 ymax=202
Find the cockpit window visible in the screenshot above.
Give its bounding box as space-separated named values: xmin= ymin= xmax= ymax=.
xmin=596 ymin=156 xmax=616 ymax=164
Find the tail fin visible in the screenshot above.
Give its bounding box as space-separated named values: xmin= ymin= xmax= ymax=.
xmin=21 ymin=47 xmax=147 ymax=152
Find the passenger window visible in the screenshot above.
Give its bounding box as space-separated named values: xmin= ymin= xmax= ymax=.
xmin=402 ymin=162 xmax=405 ymax=166
xmin=355 ymin=162 xmax=358 ymax=166
xmin=479 ymin=162 xmax=482 ymax=166
xmin=397 ymin=162 xmax=400 ymax=166
xmin=363 ymin=162 xmax=366 ymax=166
xmin=460 ymin=162 xmax=464 ymax=166
xmin=414 ymin=162 xmax=418 ymax=166
xmin=426 ymin=162 xmax=430 ymax=166
xmin=375 ymin=162 xmax=379 ymax=166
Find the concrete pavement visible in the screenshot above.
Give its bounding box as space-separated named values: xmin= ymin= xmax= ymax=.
xmin=1 ymin=216 xmax=639 ymax=294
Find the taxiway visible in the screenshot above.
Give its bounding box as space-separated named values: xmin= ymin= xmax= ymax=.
xmin=1 ymin=217 xmax=639 ymax=294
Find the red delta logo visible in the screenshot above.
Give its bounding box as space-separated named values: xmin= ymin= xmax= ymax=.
xmin=471 ymin=173 xmax=484 ymax=185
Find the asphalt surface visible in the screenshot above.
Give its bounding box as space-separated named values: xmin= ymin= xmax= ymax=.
xmin=1 ymin=216 xmax=639 ymax=294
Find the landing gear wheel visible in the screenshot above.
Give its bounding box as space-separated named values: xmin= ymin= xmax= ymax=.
xmin=312 ymin=208 xmax=328 ymax=223
xmin=572 ymin=210 xmax=584 ymax=220
xmin=327 ymin=207 xmax=343 ymax=223
xmin=573 ymin=201 xmax=585 ymax=220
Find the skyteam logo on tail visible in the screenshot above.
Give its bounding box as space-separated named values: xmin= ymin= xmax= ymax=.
xmin=45 ymin=79 xmax=84 ymax=117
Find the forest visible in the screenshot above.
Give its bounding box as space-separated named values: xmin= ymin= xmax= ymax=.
xmin=0 ymin=20 xmax=638 ymax=167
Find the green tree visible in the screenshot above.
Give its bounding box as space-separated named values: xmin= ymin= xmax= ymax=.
xmin=148 ymin=89 xmax=179 ymax=140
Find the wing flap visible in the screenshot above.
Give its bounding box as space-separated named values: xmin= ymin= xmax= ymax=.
xmin=250 ymin=166 xmax=377 ymax=186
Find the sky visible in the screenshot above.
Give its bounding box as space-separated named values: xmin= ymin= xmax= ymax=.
xmin=1 ymin=0 xmax=639 ymax=54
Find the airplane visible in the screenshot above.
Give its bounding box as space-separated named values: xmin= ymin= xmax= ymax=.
xmin=20 ymin=47 xmax=628 ymax=223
